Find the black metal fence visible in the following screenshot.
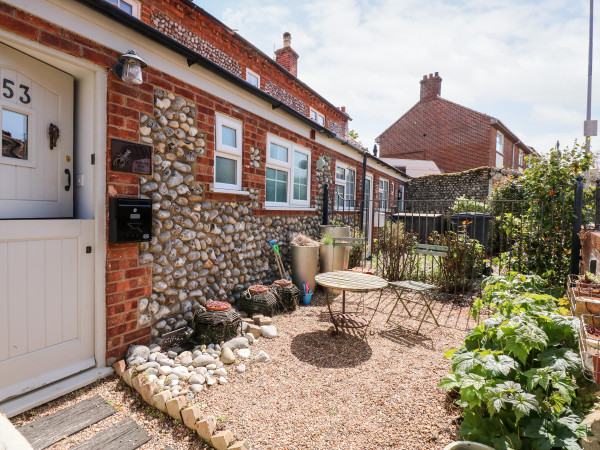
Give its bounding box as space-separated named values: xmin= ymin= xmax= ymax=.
xmin=321 ymin=177 xmax=592 ymax=296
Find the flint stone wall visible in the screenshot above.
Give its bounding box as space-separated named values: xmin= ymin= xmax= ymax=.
xmin=137 ymin=89 xmax=326 ymax=339
xmin=405 ymin=167 xmax=519 ymax=211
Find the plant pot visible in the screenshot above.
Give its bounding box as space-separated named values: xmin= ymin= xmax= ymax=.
xmin=319 ymin=224 xmax=350 ymax=239
xmin=291 ymin=245 xmax=319 ymax=293
xmin=319 ymin=243 xmax=334 ymax=273
xmin=444 ymin=442 xmax=495 ymax=450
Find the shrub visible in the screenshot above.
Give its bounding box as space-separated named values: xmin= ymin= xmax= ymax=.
xmin=430 ymin=230 xmax=485 ymax=294
xmin=375 ymin=221 xmax=418 ymax=281
xmin=440 ymin=273 xmax=591 ymax=449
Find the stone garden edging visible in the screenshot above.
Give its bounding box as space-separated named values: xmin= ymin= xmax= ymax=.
xmin=111 ymin=315 xmax=279 ymax=450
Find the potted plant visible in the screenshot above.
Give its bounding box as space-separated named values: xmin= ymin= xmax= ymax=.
xmin=319 ymin=232 xmax=334 ymax=273
xmin=290 ymin=233 xmax=320 ymax=293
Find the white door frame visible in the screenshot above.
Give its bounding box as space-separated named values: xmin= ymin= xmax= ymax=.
xmin=0 ymin=30 xmax=108 ymax=413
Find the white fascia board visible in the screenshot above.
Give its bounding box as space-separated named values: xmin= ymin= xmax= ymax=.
xmin=12 ymin=0 xmax=407 ymax=183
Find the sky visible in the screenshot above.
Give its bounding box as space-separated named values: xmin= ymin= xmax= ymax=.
xmin=195 ymin=0 xmax=599 ymax=155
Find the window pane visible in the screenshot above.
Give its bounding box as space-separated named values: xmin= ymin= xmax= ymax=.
xmin=335 ymin=167 xmax=345 ymax=180
xmin=317 ymin=114 xmax=324 ymax=126
xmin=215 ymin=156 xmax=237 ymax=185
xmin=269 ymin=142 xmax=288 ymax=162
xmin=2 ymin=109 xmax=28 ymax=160
xmin=335 ymin=184 xmax=345 ymax=207
xmin=293 ymin=152 xmax=308 ymax=201
xmin=266 ymin=168 xmax=287 ymax=202
xmin=346 ymin=169 xmax=355 ymax=183
xmin=496 ymin=153 xmax=503 ymax=167
xmin=119 ymin=0 xmax=133 ymax=14
xmin=346 ymin=170 xmax=355 ymax=207
xmin=310 ymin=110 xmax=317 ymax=120
xmin=247 ymin=73 xmax=259 ymax=88
xmin=222 ymin=125 xmax=237 ymax=147
xmin=496 ymin=132 xmax=503 ymax=153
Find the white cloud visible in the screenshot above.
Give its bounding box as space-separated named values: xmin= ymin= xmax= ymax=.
xmin=201 ymin=0 xmax=598 ymax=156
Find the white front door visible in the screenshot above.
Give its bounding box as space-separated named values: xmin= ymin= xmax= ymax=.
xmin=0 ymin=45 xmax=94 ymax=403
xmin=0 ymin=220 xmax=95 ymax=402
xmin=0 ymin=42 xmax=74 ymax=219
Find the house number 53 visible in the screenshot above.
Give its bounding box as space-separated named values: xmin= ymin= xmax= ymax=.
xmin=2 ymin=79 xmax=31 ymax=104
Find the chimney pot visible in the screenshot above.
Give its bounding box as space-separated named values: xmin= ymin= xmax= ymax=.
xmin=422 ymin=75 xmax=427 ymax=80
xmin=283 ymin=32 xmax=291 ymax=47
xmin=341 ymin=106 xmax=346 ymax=113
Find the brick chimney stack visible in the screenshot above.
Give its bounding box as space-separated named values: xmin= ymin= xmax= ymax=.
xmin=420 ymin=72 xmax=442 ymax=101
xmin=275 ymin=32 xmax=299 ymax=76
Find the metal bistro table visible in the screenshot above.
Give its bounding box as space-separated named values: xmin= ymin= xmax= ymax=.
xmin=315 ymin=271 xmax=388 ymax=339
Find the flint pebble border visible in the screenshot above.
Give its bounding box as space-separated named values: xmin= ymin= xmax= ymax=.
xmin=113 ymin=315 xmax=278 ymax=450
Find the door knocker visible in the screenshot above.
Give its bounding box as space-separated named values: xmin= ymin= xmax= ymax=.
xmin=49 ymin=123 xmax=60 ymax=149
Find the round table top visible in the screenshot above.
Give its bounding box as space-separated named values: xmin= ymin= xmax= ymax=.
xmin=315 ymin=270 xmax=388 ymax=292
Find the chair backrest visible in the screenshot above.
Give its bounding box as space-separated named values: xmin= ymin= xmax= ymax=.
xmin=413 ymin=243 xmax=448 ymax=257
xmin=332 ymin=237 xmax=365 ymax=248
xmin=408 ymin=243 xmax=448 ymax=284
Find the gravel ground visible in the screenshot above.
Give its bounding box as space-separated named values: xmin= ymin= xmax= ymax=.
xmin=11 ymin=288 xmax=476 ymax=449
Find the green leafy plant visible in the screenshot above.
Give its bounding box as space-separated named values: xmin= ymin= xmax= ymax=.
xmin=440 ymin=273 xmax=591 ymax=449
xmin=321 ymin=232 xmax=334 ymax=245
xmin=491 ymin=142 xmax=594 ymax=287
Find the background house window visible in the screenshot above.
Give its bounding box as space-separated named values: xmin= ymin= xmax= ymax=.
xmin=265 ymin=135 xmax=310 ymax=207
xmin=215 ymin=113 xmax=242 ymax=190
xmin=519 ymin=149 xmax=524 ymax=167
xmin=335 ymin=163 xmax=356 ymax=209
xmin=397 ymin=185 xmax=405 ymax=211
xmin=378 ymin=179 xmax=389 ymax=210
xmin=495 ymin=132 xmax=504 ymax=167
xmin=309 ymin=108 xmax=325 ymax=126
xmin=106 ymin=0 xmax=140 ymax=17
xmin=246 ymin=68 xmax=260 ymax=89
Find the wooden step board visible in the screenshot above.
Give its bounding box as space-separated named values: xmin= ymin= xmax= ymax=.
xmin=72 ymin=418 xmax=150 ymax=450
xmin=18 ymin=396 xmax=116 ymax=449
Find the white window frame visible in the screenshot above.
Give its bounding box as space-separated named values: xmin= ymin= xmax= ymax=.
xmin=334 ymin=162 xmax=356 ymax=210
xmin=309 ymin=108 xmax=325 ymax=126
xmin=106 ymin=0 xmax=141 ymax=17
xmin=495 ymin=131 xmax=504 ymax=168
xmin=378 ymin=178 xmax=389 ymax=211
xmin=246 ymin=68 xmax=260 ymax=89
xmin=214 ymin=113 xmax=243 ymax=191
xmin=265 ymin=134 xmax=311 ymax=208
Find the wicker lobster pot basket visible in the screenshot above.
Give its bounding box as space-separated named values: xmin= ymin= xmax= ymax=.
xmin=238 ymin=285 xmax=278 ymax=316
xmin=191 ymin=301 xmax=241 ymax=345
xmin=270 ymin=279 xmax=300 ymax=313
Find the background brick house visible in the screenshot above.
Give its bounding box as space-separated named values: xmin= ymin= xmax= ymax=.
xmin=0 ymin=0 xmax=406 ymax=415
xmin=377 ymin=72 xmax=535 ymax=175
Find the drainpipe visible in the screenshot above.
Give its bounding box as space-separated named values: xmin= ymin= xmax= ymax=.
xmin=359 ymin=149 xmax=369 ymax=231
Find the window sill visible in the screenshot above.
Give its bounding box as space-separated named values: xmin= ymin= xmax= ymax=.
xmin=210 ymin=187 xmax=250 ymax=196
xmin=264 ymin=205 xmax=316 ymax=211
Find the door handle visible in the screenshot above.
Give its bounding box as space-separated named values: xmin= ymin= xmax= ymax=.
xmin=64 ymin=168 xmax=71 ymax=191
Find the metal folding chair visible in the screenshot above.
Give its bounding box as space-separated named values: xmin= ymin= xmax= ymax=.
xmin=386 ymin=243 xmax=448 ymax=333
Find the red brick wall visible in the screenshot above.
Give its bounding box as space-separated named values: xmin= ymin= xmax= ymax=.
xmin=0 ymin=1 xmax=154 ymax=362
xmin=104 ymin=72 xmax=154 ymax=362
xmin=141 ymin=0 xmax=348 ymax=127
xmin=378 ymin=98 xmax=492 ymax=174
xmin=145 ymin=63 xmax=404 ymax=215
xmin=0 ymin=1 xmax=405 ymax=364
